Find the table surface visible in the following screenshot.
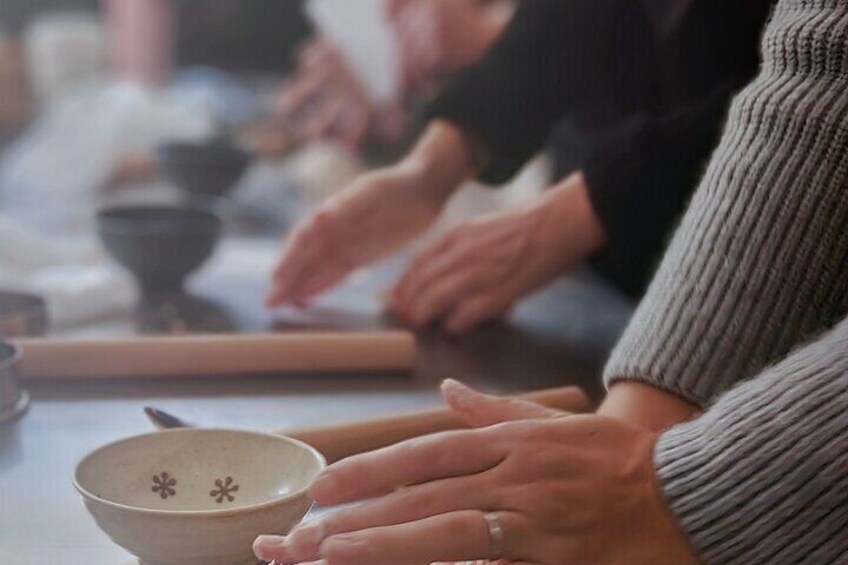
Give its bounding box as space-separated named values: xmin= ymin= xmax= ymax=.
xmin=0 ymin=237 xmax=633 ymax=565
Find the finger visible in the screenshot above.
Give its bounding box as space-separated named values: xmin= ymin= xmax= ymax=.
xmin=268 ymin=213 xmax=335 ymax=306
xmin=288 ymin=262 xmax=352 ymax=304
xmin=254 ymin=535 xmax=289 ymax=563
xmin=393 ymin=232 xmax=460 ymax=306
xmin=271 ymin=219 xmax=322 ymax=283
xmin=319 ymin=510 xmax=530 ymax=565
xmin=405 ymin=270 xmax=483 ymax=329
xmin=385 ymin=0 xmax=412 ymax=21
xmin=303 ymin=96 xmax=347 ymax=140
xmin=309 ymin=429 xmax=505 ymax=506
xmin=443 ymin=291 xmax=513 ymax=335
xmin=285 ymin=475 xmax=495 ymax=561
xmin=337 ymin=105 xmax=371 ymax=149
xmin=277 ymin=67 xmax=331 ymax=116
xmin=300 ymin=38 xmax=335 ymax=69
xmin=441 ymin=380 xmax=567 ymax=428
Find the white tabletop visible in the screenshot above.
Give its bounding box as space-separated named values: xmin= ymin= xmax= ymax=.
xmin=0 ymin=238 xmax=632 ymax=564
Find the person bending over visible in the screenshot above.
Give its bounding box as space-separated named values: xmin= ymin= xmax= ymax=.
xmin=267 ymin=0 xmax=771 ymax=335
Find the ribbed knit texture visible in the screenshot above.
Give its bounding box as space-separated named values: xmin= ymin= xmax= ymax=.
xmin=655 ymin=318 xmax=848 ymax=564
xmin=603 ymin=1 xmax=848 ymax=562
xmin=604 ymin=0 xmax=848 ymax=406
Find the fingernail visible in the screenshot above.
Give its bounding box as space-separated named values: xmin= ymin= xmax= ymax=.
xmin=308 ymin=472 xmax=337 ymax=502
xmin=286 ymin=521 xmax=327 ymax=555
xmin=441 ymin=379 xmax=473 ymax=407
xmin=253 ymin=535 xmax=288 ymax=561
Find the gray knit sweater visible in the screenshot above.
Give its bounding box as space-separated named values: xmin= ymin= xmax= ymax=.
xmin=603 ymin=1 xmax=848 ymax=563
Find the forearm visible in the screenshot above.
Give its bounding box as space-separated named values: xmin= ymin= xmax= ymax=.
xmin=428 ymin=0 xmax=658 ymax=185
xmin=603 ymin=1 xmax=848 ymax=405
xmin=396 ymin=120 xmax=481 ymax=206
xmin=582 ymin=82 xmax=747 ymax=298
xmin=654 ymin=316 xmax=848 ymax=564
xmin=531 ymin=172 xmax=608 ymax=267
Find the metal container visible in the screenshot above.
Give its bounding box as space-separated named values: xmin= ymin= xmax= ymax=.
xmin=0 ymin=292 xmax=49 ymax=338
xmin=0 ymin=291 xmax=46 ymax=424
xmin=0 ymin=340 xmax=27 ymax=424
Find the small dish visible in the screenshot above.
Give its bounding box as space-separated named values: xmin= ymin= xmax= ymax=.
xmin=74 ymin=428 xmax=325 ymax=565
xmin=157 ymin=140 xmax=253 ymax=198
xmin=0 ymin=291 xmax=49 ymax=338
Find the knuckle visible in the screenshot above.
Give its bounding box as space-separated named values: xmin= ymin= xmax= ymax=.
xmin=323 ymin=533 xmax=372 ymax=564
xmin=402 ymin=487 xmax=440 ymax=514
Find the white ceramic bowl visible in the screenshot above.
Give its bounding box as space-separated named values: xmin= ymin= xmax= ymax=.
xmin=74 ymin=429 xmax=325 ymax=565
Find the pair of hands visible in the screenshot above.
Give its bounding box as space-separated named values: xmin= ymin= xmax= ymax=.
xmin=266 ymin=165 xmax=606 ymax=335
xmin=253 ymin=380 xmax=697 ymax=565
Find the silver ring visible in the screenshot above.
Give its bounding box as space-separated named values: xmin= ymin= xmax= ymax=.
xmin=483 ymin=512 xmax=505 ymax=560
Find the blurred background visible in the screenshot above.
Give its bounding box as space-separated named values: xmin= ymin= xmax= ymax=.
xmin=0 ymin=0 xmax=567 ymax=335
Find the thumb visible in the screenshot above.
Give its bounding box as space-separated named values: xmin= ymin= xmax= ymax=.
xmin=441 ymin=379 xmax=567 ymax=428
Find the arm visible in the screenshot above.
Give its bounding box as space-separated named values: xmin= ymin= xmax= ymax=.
xmin=389 ymin=171 xmax=609 ymax=333
xmin=603 ymin=0 xmax=848 ymax=407
xmin=656 ymin=316 xmax=848 ymax=564
xmin=583 ymin=83 xmax=750 ymax=298
xmin=426 ymin=0 xmax=768 ymax=302
xmin=267 ymin=120 xmax=483 ymax=306
xmin=427 ymin=0 xmax=659 ymax=184
xmin=579 ymin=0 xmax=772 ymax=298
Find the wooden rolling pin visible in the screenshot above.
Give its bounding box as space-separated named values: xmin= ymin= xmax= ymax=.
xmin=15 ymin=332 xmax=416 ymax=380
xmin=279 ymin=386 xmax=592 ymax=463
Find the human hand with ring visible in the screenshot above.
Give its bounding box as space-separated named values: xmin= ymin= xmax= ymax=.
xmin=253 ymin=382 xmax=697 ymax=565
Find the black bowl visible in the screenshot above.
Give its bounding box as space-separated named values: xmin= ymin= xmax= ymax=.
xmin=157 ymin=140 xmax=253 ymax=197
xmin=0 ymin=292 xmax=48 ymax=337
xmin=97 ymin=205 xmax=223 ymax=292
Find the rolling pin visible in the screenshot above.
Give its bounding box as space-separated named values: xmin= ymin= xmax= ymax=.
xmin=15 ymin=332 xmax=416 ymax=380
xmin=279 ymin=386 xmax=592 ymax=463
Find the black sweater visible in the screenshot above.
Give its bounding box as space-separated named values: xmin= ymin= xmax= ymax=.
xmin=428 ymin=0 xmax=773 ymax=297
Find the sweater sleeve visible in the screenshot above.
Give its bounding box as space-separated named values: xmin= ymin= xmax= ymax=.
xmin=654 ymin=316 xmax=848 ymax=564
xmin=603 ymin=0 xmax=848 ymax=406
xmin=426 ymin=0 xmax=658 ymax=185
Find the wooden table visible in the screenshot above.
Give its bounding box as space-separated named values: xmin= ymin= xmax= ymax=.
xmin=0 ymin=237 xmax=633 ymax=564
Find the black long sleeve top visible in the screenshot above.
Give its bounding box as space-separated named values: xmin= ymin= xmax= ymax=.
xmin=428 ymin=0 xmax=773 ymax=297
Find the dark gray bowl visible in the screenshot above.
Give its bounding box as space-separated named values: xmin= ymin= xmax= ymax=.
xmin=0 ymin=292 xmax=48 ymax=337
xmin=157 ymin=140 xmax=253 ymax=197
xmin=97 ymin=205 xmax=223 ymax=292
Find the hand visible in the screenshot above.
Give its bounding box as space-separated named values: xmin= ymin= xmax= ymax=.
xmin=266 ymin=122 xmax=477 ymax=307
xmin=277 ymin=38 xmax=403 ymax=147
xmin=388 ymin=0 xmax=514 ymax=92
xmin=266 ymin=166 xmax=440 ymax=306
xmin=390 ymin=172 xmax=607 ymax=333
xmin=253 ymin=412 xmax=696 ymax=564
xmin=441 ymin=378 xmax=567 ymax=428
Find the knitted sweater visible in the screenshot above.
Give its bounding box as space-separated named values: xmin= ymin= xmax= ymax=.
xmin=603 ymin=1 xmax=848 ymax=562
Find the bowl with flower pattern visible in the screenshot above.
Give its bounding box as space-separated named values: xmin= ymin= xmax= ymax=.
xmin=73 ymin=428 xmax=325 ymax=565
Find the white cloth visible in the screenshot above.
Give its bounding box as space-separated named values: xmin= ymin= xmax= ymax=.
xmin=0 ymin=215 xmax=137 ymax=329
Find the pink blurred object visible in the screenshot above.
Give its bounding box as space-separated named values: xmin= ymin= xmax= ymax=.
xmin=102 ymin=0 xmax=173 ymax=86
